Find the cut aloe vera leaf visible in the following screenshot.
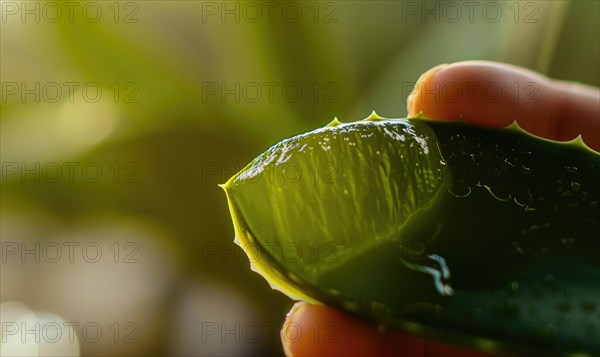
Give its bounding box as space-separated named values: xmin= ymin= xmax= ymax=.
xmin=221 ymin=113 xmax=600 ymax=356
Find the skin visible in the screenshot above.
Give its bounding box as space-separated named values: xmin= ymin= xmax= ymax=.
xmin=280 ymin=61 xmax=600 ymax=357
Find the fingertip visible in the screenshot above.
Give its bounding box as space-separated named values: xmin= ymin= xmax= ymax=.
xmin=282 ymin=302 xmax=410 ymax=357
xmin=407 ymin=61 xmax=524 ymax=127
xmin=407 ymin=63 xmax=448 ymax=117
xmin=281 ymin=302 xmax=383 ymax=357
xmin=405 ymin=61 xmax=600 ymax=151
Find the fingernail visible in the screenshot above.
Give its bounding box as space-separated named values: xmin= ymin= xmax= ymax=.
xmin=407 ymin=63 xmax=447 ymax=116
xmin=286 ymin=301 xmax=307 ymax=319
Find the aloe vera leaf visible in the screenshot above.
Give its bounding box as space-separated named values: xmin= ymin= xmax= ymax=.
xmin=221 ymin=113 xmax=600 ymax=356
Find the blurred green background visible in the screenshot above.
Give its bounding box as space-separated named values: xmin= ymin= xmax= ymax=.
xmin=1 ymin=1 xmax=598 ymax=356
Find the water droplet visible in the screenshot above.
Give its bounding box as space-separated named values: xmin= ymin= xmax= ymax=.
xmin=448 ymin=185 xmax=471 ymax=198
xmin=521 ymin=225 xmax=540 ymax=235
xmin=513 ymin=197 xmax=527 ymax=207
xmin=561 ymin=190 xmax=574 ymax=198
xmin=519 ymin=165 xmax=531 ymax=175
xmin=500 ymin=160 xmax=515 ymax=173
xmin=403 ymin=254 xmax=454 ymax=297
xmin=512 ymin=242 xmax=525 ymax=255
xmin=565 ymin=166 xmax=578 ymax=173
xmin=484 ymin=185 xmax=511 ymax=201
xmin=560 ymin=238 xmax=575 ymax=246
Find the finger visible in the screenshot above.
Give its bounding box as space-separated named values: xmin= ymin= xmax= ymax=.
xmin=407 ymin=61 xmax=600 ymax=151
xmin=281 ymin=302 xmax=506 ymax=357
xmin=281 ymin=302 xmax=422 ymax=357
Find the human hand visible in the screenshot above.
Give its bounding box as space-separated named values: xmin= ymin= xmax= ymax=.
xmin=280 ymin=61 xmax=600 ymax=357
